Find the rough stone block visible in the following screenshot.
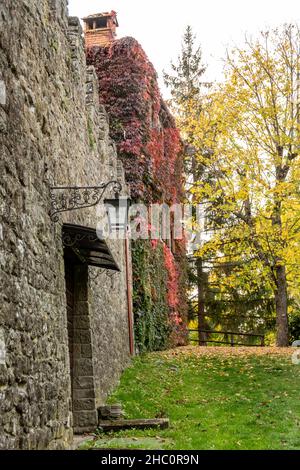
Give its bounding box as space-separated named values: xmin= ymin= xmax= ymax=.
xmin=72 ymin=410 xmax=98 ymax=429
xmin=73 ymin=388 xmax=95 ymax=399
xmin=73 ymin=329 xmax=91 ymax=343
xmin=73 ymin=398 xmax=95 ymax=411
xmin=73 ymin=316 xmax=90 ymax=329
xmin=73 ymin=376 xmax=95 ymax=390
xmin=73 ymin=358 xmax=93 ymax=376
xmin=73 ymin=301 xmax=89 ymax=316
xmin=81 ymin=344 xmax=92 ymax=358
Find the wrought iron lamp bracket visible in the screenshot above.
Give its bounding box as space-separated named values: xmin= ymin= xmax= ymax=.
xmin=49 ymin=181 xmax=122 ymax=222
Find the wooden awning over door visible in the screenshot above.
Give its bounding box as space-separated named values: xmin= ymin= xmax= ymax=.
xmin=62 ymin=223 xmax=120 ymax=272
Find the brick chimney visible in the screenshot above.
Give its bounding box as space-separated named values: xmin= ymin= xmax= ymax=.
xmin=83 ymin=11 xmax=119 ymax=48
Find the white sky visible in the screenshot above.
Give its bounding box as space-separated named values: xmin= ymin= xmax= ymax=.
xmin=68 ymin=0 xmax=300 ymax=98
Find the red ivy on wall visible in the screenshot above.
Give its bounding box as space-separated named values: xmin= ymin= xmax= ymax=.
xmin=86 ymin=37 xmax=183 ymax=204
xmin=86 ymin=37 xmax=187 ymax=345
xmin=163 ymin=244 xmax=180 ymax=311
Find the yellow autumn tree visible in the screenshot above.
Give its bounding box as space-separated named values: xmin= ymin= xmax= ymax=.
xmin=189 ymin=24 xmax=300 ymax=346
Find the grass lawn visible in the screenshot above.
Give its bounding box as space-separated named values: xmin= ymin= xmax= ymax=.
xmin=80 ymin=346 xmax=300 ymax=450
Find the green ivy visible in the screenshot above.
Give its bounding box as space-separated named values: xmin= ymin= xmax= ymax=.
xmin=132 ymin=240 xmax=171 ymax=353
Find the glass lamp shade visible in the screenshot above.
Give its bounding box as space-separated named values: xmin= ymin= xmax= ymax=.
xmin=104 ymin=196 xmax=131 ymax=232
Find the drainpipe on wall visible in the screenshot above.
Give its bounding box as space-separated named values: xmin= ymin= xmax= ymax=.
xmin=125 ymin=235 xmax=135 ymax=355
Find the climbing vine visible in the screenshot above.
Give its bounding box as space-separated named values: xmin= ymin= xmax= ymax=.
xmin=132 ymin=240 xmax=170 ymax=352
xmin=87 ymin=37 xmax=188 ymax=349
xmin=86 ymin=38 xmax=184 ymax=203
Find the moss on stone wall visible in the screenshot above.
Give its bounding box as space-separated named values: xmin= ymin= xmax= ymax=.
xmin=132 ymin=240 xmax=171 ymax=352
xmin=87 ymin=37 xmax=189 ymax=351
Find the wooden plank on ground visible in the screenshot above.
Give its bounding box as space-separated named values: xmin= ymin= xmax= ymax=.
xmin=98 ymin=418 xmax=169 ymax=432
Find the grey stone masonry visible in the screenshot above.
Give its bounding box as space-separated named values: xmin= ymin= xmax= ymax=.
xmin=0 ymin=0 xmax=133 ymax=449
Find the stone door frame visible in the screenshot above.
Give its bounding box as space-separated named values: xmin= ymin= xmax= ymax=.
xmin=64 ymin=260 xmax=98 ymax=434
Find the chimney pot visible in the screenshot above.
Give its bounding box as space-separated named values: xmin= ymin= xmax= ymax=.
xmin=83 ymin=11 xmax=119 ymax=48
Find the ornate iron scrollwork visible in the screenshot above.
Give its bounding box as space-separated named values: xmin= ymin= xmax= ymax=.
xmin=49 ymin=181 xmax=122 ymax=222
xmin=62 ymin=231 xmax=99 ymax=247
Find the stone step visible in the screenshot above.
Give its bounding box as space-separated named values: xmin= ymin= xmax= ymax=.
xmin=98 ymin=418 xmax=169 ymax=432
xmin=98 ymin=404 xmax=124 ymax=420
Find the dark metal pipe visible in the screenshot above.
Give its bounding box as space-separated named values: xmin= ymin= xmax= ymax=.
xmin=125 ymin=236 xmax=134 ymax=355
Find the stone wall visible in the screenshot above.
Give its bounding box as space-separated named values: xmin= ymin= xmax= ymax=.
xmin=0 ymin=0 xmax=132 ymax=449
xmin=86 ymin=37 xmax=189 ymax=350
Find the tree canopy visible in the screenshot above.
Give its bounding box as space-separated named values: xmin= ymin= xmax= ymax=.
xmin=167 ymin=24 xmax=300 ymax=346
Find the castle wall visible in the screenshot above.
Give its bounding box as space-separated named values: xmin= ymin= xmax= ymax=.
xmin=0 ymin=0 xmax=131 ymax=449
xmin=87 ymin=38 xmax=189 ymax=352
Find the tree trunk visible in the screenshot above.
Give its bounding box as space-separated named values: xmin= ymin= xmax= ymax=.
xmin=275 ymin=264 xmax=289 ymax=346
xmin=196 ymin=258 xmax=207 ymax=346
xmin=271 ymin=177 xmax=289 ymax=347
